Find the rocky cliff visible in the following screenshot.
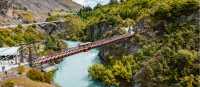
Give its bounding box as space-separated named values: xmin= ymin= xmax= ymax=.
xmin=0 ymin=0 xmax=11 ymax=15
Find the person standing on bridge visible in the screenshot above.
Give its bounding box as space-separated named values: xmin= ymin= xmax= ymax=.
xmin=2 ymin=66 xmax=8 ymax=78
xmin=2 ymin=66 xmax=5 ymax=72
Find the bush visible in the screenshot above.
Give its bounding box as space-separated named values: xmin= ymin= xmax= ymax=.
xmin=27 ymin=69 xmax=53 ymax=83
xmin=1 ymin=80 xmax=15 ymax=87
xmin=43 ymin=72 xmax=53 ymax=83
xmin=27 ymin=69 xmax=44 ymax=82
xmin=18 ymin=66 xmax=25 ymax=75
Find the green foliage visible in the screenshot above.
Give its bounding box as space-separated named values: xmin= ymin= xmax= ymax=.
xmin=89 ymin=55 xmax=140 ymax=86
xmin=27 ymin=69 xmax=53 ymax=83
xmin=0 ymin=39 xmax=3 ymax=47
xmin=16 ymin=11 xmax=35 ymax=23
xmin=89 ymin=64 xmax=119 ymax=86
xmin=46 ymin=15 xmax=62 ymax=22
xmin=45 ymin=36 xmax=67 ymax=51
xmin=137 ymin=48 xmax=199 ymax=87
xmin=43 ymin=71 xmax=54 ymax=84
xmin=45 ymin=36 xmax=58 ymax=50
xmin=18 ymin=65 xmax=25 ymax=75
xmin=0 ymin=0 xmax=198 ymax=86
xmin=0 ymin=26 xmax=44 ymax=46
xmin=180 ymin=75 xmax=200 ymax=87
xmin=0 ymin=25 xmax=67 ymax=56
xmin=1 ymin=80 xmax=15 ymax=87
xmin=27 ymin=69 xmax=44 ymax=82
xmin=86 ymin=0 xmax=200 ymax=86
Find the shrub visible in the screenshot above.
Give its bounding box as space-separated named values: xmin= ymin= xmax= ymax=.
xmin=18 ymin=66 xmax=25 ymax=75
xmin=43 ymin=72 xmax=53 ymax=83
xmin=27 ymin=69 xmax=53 ymax=83
xmin=1 ymin=80 xmax=15 ymax=87
xmin=27 ymin=69 xmax=44 ymax=82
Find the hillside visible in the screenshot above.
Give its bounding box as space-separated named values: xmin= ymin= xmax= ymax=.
xmin=12 ymin=0 xmax=81 ymax=14
xmin=0 ymin=0 xmax=81 ymax=25
xmin=1 ymin=77 xmax=53 ymax=87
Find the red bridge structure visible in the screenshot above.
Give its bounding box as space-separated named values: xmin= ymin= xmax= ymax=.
xmin=32 ymin=33 xmax=135 ymax=66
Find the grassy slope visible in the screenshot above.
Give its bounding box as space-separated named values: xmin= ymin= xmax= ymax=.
xmin=1 ymin=76 xmax=53 ymax=87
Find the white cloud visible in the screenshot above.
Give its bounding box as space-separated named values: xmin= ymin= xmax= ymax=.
xmin=73 ymin=0 xmax=85 ymax=6
xmin=72 ymin=0 xmax=110 ymax=8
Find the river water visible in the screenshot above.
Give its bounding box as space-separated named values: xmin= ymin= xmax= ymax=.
xmin=53 ymin=41 xmax=103 ymax=87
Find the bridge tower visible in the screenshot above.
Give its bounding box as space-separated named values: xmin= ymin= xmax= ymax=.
xmin=19 ymin=45 xmax=25 ymax=63
xmin=28 ymin=45 xmax=33 ymax=67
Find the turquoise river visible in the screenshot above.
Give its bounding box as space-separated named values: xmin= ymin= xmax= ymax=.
xmin=53 ymin=41 xmax=103 ymax=87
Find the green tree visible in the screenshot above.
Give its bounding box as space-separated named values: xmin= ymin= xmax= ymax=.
xmin=27 ymin=69 xmax=53 ymax=83
xmin=27 ymin=69 xmax=44 ymax=82
xmin=45 ymin=36 xmax=57 ymax=50
xmin=0 ymin=39 xmax=3 ymax=47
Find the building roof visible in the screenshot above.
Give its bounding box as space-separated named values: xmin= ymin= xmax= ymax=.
xmin=0 ymin=47 xmax=20 ymax=56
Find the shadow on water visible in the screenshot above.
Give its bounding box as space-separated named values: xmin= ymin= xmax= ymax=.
xmin=88 ymin=80 xmax=105 ymax=87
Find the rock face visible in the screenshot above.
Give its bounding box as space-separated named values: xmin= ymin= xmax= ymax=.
xmin=87 ymin=18 xmax=152 ymax=63
xmin=38 ymin=21 xmax=67 ymax=35
xmin=0 ymin=0 xmax=11 ymax=15
xmin=12 ymin=0 xmax=81 ymax=17
xmin=87 ymin=22 xmax=113 ymax=41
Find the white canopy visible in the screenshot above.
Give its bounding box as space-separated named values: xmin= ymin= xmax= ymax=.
xmin=0 ymin=47 xmax=20 ymax=56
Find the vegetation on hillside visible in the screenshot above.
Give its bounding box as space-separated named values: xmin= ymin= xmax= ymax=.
xmin=16 ymin=10 xmax=35 ymax=23
xmin=0 ymin=0 xmax=199 ymax=86
xmin=75 ymin=0 xmax=200 ymax=87
xmin=0 ymin=25 xmax=44 ymax=46
xmin=47 ymin=14 xmax=86 ymax=41
xmin=0 ymin=25 xmax=67 ymax=56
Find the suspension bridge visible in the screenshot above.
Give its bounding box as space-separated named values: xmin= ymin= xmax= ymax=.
xmin=32 ymin=32 xmax=136 ymax=66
